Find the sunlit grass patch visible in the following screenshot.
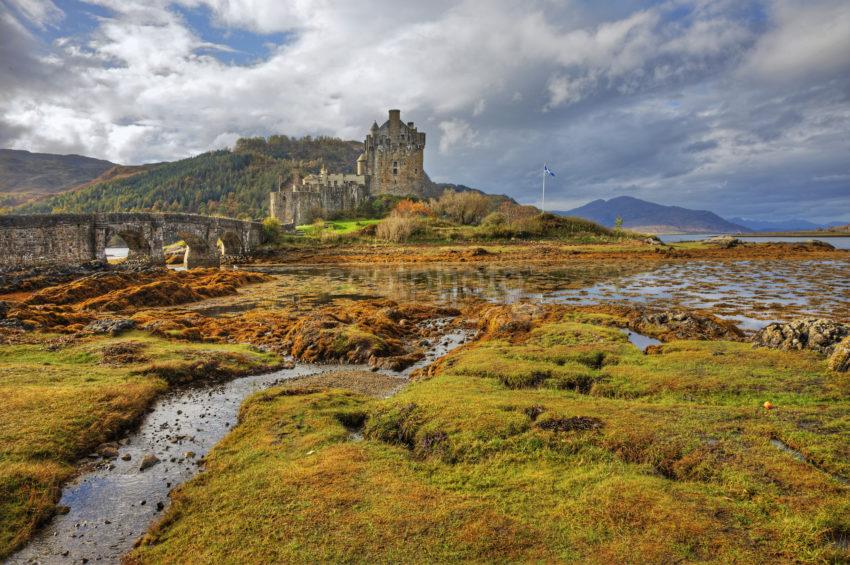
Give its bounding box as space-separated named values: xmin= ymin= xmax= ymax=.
xmin=129 ymin=314 xmax=850 ymax=562
xmin=0 ymin=332 xmax=282 ymax=558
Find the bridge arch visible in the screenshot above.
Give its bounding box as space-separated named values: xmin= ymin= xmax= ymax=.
xmin=217 ymin=230 xmax=244 ymax=258
xmin=109 ymin=227 xmax=154 ymax=263
xmin=172 ymin=230 xmax=217 ymax=269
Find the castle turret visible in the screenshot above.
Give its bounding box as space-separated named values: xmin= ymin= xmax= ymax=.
xmin=356 ymin=152 xmax=366 ymax=175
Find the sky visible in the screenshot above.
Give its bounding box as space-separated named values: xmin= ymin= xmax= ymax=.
xmin=1 ymin=0 xmax=849 ymax=221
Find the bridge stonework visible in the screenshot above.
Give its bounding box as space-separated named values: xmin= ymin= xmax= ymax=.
xmin=0 ymin=213 xmax=264 ymax=269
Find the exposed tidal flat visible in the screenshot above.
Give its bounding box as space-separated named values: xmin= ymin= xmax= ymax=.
xmin=1 ymin=239 xmax=849 ymax=563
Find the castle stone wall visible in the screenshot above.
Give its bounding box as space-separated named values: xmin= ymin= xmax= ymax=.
xmin=271 ymin=173 xmax=368 ymax=226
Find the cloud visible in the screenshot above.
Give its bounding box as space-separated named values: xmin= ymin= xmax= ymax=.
xmin=744 ymin=0 xmax=850 ymax=82
xmin=6 ymin=0 xmax=63 ymax=28
xmin=0 ymin=0 xmax=848 ymax=221
xmin=438 ymin=119 xmax=479 ymax=154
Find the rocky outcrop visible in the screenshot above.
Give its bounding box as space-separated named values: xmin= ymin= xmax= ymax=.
xmin=631 ymin=310 xmax=745 ymax=341
xmin=85 ymin=318 xmax=136 ymax=336
xmin=752 ymin=319 xmax=850 ymax=354
xmin=703 ymin=235 xmax=741 ymax=248
xmin=803 ymin=239 xmax=835 ymax=250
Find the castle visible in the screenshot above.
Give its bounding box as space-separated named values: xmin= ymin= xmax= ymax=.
xmin=270 ymin=109 xmax=429 ymax=226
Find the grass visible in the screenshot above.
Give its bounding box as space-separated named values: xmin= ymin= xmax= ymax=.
xmin=0 ymin=331 xmax=282 ymax=558
xmin=296 ymin=218 xmax=381 ymax=236
xmin=288 ymin=214 xmax=641 ymax=245
xmin=130 ymin=314 xmax=850 ymax=563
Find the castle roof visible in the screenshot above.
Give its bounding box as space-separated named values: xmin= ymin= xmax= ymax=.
xmin=376 ymin=119 xmax=415 ymax=133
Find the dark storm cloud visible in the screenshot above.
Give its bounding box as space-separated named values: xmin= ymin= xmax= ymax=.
xmin=0 ymin=0 xmax=848 ymax=221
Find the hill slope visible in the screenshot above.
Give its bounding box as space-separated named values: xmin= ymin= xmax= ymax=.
xmin=558 ymin=196 xmax=749 ymax=234
xmin=728 ymin=217 xmax=847 ymax=232
xmin=0 ymin=149 xmax=117 ymax=209
xmin=18 ymin=136 xmax=364 ymax=218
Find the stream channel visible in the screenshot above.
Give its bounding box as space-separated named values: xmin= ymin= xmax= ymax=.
xmin=9 ymin=328 xmax=469 ymax=564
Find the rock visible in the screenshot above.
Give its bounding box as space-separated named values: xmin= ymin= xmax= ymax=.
xmin=85 ymin=318 xmax=136 ymax=336
xmin=752 ymin=319 xmax=850 ymax=354
xmin=0 ymin=318 xmax=34 ymax=331
xmin=466 ymin=247 xmax=492 ymax=257
xmin=56 ymin=505 xmax=71 ymax=515
xmin=368 ymin=351 xmax=424 ymax=371
xmin=828 ymin=337 xmax=850 ymax=372
xmin=703 ymin=235 xmax=741 ymax=248
xmin=805 ymin=239 xmax=835 ymax=250
xmin=121 ymin=453 xmax=132 ymax=461
xmin=139 ymin=453 xmax=160 ymax=471
xmin=156 ymin=501 xmax=165 ymax=511
xmin=631 ymin=310 xmax=745 ymax=341
xmin=643 ymin=237 xmax=664 ymax=246
xmin=0 ymin=301 xmax=8 ymax=319
xmin=98 ymin=445 xmax=119 ymax=459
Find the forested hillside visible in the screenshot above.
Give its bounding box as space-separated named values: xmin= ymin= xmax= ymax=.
xmin=19 ymin=136 xmax=363 ymax=218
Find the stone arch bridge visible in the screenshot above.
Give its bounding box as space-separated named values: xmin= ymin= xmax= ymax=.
xmin=0 ymin=213 xmax=265 ymax=269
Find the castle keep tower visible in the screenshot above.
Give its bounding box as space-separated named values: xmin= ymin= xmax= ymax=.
xmin=362 ymin=109 xmax=427 ymax=197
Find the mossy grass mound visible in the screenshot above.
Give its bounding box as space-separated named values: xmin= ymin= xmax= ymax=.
xmin=130 ymin=313 xmax=850 ymax=563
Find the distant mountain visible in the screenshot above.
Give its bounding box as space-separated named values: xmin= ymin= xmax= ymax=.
xmin=557 ymin=196 xmax=750 ymax=234
xmin=0 ymin=149 xmax=117 ymax=209
xmin=728 ymin=217 xmax=847 ymax=232
xmin=16 ymin=136 xmax=364 ymax=218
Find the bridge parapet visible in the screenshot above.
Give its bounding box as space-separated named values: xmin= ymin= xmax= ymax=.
xmin=0 ymin=213 xmax=264 ymax=269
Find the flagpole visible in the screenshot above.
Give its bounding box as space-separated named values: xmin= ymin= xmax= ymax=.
xmin=541 ymin=168 xmax=546 ymax=213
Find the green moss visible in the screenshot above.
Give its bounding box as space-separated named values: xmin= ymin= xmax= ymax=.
xmin=130 ymin=315 xmax=850 ymax=563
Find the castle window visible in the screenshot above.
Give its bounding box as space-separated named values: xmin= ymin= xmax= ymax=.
xmin=392 ymin=161 xmax=398 ymax=175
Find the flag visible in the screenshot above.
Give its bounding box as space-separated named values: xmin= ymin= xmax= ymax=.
xmin=544 ymin=164 xmax=556 ymax=177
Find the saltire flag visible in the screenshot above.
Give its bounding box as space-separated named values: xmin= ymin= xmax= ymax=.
xmin=544 ymin=164 xmax=556 ymax=177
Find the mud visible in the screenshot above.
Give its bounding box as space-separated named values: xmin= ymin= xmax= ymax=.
xmin=278 ymin=371 xmax=409 ymax=397
xmin=250 ymin=239 xmax=846 ymax=266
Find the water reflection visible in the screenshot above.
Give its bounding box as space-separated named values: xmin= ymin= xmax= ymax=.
xmin=250 ymin=258 xmax=850 ymax=327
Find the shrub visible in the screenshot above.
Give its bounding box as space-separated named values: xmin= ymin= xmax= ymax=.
xmin=261 ymin=217 xmax=283 ymax=243
xmin=481 ymin=212 xmax=506 ymax=228
xmin=392 ymin=199 xmax=432 ymax=218
xmin=376 ymin=216 xmax=424 ymax=242
xmin=310 ymin=218 xmax=327 ymax=241
xmin=353 ymin=194 xmax=408 ymax=219
xmin=430 ymin=189 xmax=494 ymax=225
xmin=477 ymin=204 xmax=545 ymax=238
